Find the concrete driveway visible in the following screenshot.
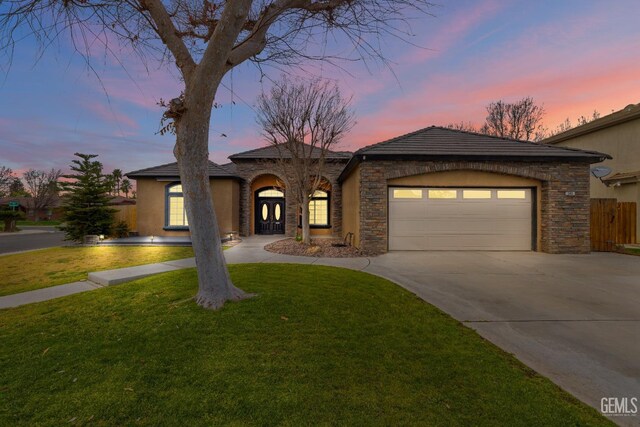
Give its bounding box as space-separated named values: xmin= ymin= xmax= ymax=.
xmin=365 ymin=251 xmax=640 ymax=424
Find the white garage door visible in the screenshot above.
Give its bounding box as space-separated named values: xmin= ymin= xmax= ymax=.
xmin=389 ymin=187 xmax=532 ymax=250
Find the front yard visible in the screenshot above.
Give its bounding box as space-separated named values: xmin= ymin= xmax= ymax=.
xmin=0 ymin=264 xmax=608 ymax=426
xmin=0 ymin=246 xmax=194 ymax=296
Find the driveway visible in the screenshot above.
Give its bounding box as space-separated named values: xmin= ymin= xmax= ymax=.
xmin=365 ymin=251 xmax=640 ymax=424
xmin=0 ymin=227 xmax=66 ymax=254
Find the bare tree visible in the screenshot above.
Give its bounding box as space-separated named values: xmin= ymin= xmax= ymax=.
xmin=481 ymin=97 xmax=545 ymax=141
xmin=256 ymin=78 xmax=354 ymax=245
xmin=445 ymin=121 xmax=478 ymax=133
xmin=22 ymin=169 xmax=62 ymax=213
xmin=544 ymin=110 xmax=601 ymax=139
xmin=0 ymin=166 xmax=14 ymax=198
xmin=1 ymin=0 xmax=432 ymax=309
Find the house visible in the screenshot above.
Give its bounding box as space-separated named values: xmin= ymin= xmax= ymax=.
xmin=0 ymin=195 xmax=63 ymax=221
xmin=543 ymin=103 xmax=640 ymax=241
xmin=126 ymin=126 xmax=609 ymax=254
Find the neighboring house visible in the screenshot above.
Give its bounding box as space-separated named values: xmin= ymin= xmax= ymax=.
xmin=0 ymin=195 xmax=63 ymax=221
xmin=544 ymin=103 xmax=640 ymax=240
xmin=126 ymin=126 xmax=608 ymax=255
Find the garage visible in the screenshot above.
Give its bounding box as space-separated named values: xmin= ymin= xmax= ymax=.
xmin=389 ymin=187 xmax=533 ymax=250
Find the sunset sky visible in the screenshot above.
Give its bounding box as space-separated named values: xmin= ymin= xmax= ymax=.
xmin=1 ymin=0 xmax=639 ymax=177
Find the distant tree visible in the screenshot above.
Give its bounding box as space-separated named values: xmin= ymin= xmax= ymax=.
xmin=59 ymin=153 xmax=116 ymax=242
xmin=104 ymin=174 xmax=116 ymax=196
xmin=0 ymin=209 xmax=24 ymax=232
xmin=481 ymin=97 xmax=545 ymax=141
xmin=9 ymin=177 xmax=28 ymax=197
xmin=120 ymin=178 xmax=132 ymax=198
xmin=545 ymin=110 xmax=601 ymax=139
xmin=0 ymin=166 xmax=14 ymax=198
xmin=23 ymin=168 xmax=61 ymax=213
xmin=577 ymin=110 xmax=601 ymax=126
xmin=445 ymin=121 xmax=478 ymax=132
xmin=112 ymin=169 xmax=123 ymax=196
xmin=256 ymin=78 xmax=354 ymax=245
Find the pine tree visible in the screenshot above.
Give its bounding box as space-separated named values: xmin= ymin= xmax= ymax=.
xmin=60 ymin=153 xmax=116 ymax=241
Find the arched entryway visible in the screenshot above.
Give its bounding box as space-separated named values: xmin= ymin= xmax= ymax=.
xmin=255 ymin=187 xmax=285 ymax=234
xmin=250 ymin=174 xmax=286 ymax=235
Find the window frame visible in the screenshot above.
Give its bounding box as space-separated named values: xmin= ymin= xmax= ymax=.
xmin=300 ymin=190 xmax=331 ymax=229
xmin=164 ymin=182 xmax=189 ymax=230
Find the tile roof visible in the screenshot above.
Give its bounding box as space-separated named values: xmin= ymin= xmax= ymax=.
xmin=126 ymin=161 xmax=237 ymax=178
xmin=354 ymin=126 xmax=610 ymax=160
xmin=228 ymin=143 xmax=352 ymax=160
xmin=543 ymin=103 xmax=640 ymax=144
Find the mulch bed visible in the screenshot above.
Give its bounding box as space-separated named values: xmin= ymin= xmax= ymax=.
xmin=264 ymin=238 xmax=363 ymax=258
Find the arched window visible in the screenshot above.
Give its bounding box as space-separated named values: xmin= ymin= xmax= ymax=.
xmin=257 ymin=188 xmax=284 ymax=198
xmin=309 ymin=190 xmax=330 ymax=227
xmin=166 ymin=183 xmax=188 ymax=228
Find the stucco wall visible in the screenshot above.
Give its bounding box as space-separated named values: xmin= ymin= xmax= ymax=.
xmin=355 ymin=160 xmax=591 ymax=255
xmin=135 ymin=177 xmax=239 ymax=237
xmin=388 ymin=170 xmax=542 ymax=250
xmin=341 ymin=164 xmax=361 ymax=247
xmin=553 ymin=118 xmax=640 ymax=240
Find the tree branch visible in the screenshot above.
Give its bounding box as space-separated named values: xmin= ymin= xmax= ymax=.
xmin=139 ymin=0 xmax=196 ymax=81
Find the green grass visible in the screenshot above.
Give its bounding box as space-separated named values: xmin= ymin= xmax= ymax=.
xmin=0 ymin=265 xmax=609 ymax=426
xmin=16 ymin=220 xmax=61 ymax=226
xmin=0 ymin=246 xmax=194 ymax=296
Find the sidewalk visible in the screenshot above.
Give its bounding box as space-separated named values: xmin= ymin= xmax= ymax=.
xmin=0 ymin=236 xmax=370 ymax=309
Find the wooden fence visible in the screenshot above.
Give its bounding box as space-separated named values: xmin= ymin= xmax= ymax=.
xmin=590 ymin=198 xmax=637 ymax=251
xmin=113 ymin=204 xmax=137 ymax=232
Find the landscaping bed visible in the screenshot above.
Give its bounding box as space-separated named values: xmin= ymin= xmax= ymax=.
xmin=264 ymin=237 xmax=362 ymax=257
xmin=0 ymin=264 xmax=608 ymax=425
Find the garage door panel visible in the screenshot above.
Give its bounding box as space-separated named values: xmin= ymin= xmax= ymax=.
xmin=389 ymin=187 xmax=532 ymax=251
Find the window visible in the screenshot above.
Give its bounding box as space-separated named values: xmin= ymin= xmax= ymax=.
xmin=463 ymin=190 xmax=492 ymax=199
xmin=309 ymin=190 xmax=330 ymax=227
xmin=428 ymin=189 xmax=457 ymax=199
xmin=166 ymin=183 xmax=188 ymax=228
xmin=258 ymin=189 xmax=284 ymax=198
xmin=497 ymin=190 xmax=527 ymax=199
xmin=393 ymin=189 xmax=422 ymax=199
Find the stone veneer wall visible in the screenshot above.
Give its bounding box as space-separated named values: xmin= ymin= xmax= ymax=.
xmin=356 ymin=159 xmax=592 ymax=255
xmin=232 ymin=160 xmax=347 ymax=237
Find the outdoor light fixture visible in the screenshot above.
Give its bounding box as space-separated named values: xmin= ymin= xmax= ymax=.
xmin=150 ymin=235 xmax=154 ymax=243
xmin=228 ymin=232 xmax=233 ymax=241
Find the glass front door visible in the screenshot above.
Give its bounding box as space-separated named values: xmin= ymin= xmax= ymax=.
xmin=256 ymin=198 xmax=285 ymax=235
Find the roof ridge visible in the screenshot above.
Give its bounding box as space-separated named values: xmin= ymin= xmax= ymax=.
xmin=126 ymin=160 xmax=178 ymax=176
xmin=229 ymin=142 xmax=350 ymax=159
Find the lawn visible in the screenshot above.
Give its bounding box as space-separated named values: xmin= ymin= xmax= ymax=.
xmin=0 ymin=265 xmax=609 ymax=426
xmin=0 ymin=246 xmax=194 ymax=296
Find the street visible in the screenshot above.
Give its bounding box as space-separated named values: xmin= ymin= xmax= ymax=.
xmin=0 ymin=227 xmax=66 ymax=254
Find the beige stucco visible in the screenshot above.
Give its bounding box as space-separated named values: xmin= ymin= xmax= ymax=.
xmin=135 ymin=177 xmax=239 ymax=237
xmin=341 ymin=164 xmax=361 ymax=247
xmin=553 ymin=118 xmax=640 ymax=240
xmin=387 ymin=170 xmax=543 ymax=250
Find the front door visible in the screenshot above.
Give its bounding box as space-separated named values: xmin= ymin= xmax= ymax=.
xmin=256 ymin=198 xmax=285 ymax=234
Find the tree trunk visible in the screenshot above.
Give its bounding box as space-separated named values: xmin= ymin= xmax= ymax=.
xmin=174 ymin=103 xmax=251 ymax=310
xmin=301 ymin=193 xmax=311 ymax=245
